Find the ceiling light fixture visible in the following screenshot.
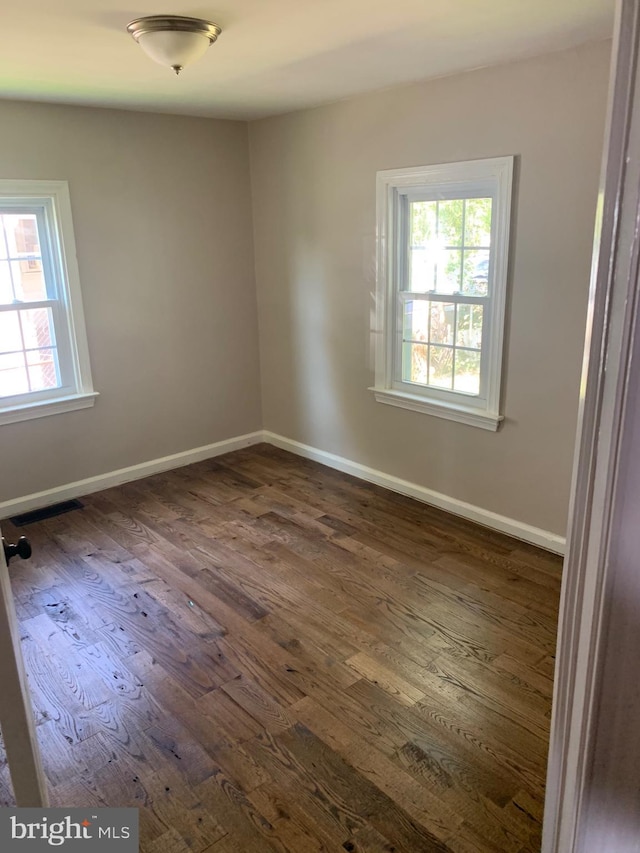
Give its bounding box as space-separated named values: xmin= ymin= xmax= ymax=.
xmin=127 ymin=15 xmax=222 ymax=76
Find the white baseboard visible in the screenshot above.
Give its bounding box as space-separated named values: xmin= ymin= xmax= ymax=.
xmin=264 ymin=431 xmax=566 ymax=555
xmin=0 ymin=431 xmax=264 ymax=520
xmin=1 ymin=427 xmax=566 ymax=555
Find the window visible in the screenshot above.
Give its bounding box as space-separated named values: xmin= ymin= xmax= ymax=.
xmin=0 ymin=180 xmax=96 ymax=425
xmin=372 ymin=157 xmax=513 ymax=430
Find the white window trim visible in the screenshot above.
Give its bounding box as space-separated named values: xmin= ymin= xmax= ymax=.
xmin=370 ymin=156 xmax=514 ymax=431
xmin=0 ymin=180 xmax=97 ymax=426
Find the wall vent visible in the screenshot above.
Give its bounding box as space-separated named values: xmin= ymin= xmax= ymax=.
xmin=10 ymin=499 xmax=84 ymax=527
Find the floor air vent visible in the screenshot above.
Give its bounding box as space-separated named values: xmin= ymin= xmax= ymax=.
xmin=10 ymin=499 xmax=84 ymax=527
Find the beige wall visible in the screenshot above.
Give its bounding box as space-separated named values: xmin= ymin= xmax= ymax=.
xmin=0 ymin=43 xmax=611 ymax=534
xmin=249 ymin=41 xmax=610 ymax=536
xmin=0 ymin=101 xmax=261 ymax=503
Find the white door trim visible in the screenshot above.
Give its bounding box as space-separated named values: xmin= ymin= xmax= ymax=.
xmin=542 ymin=0 xmax=640 ymax=849
xmin=0 ymin=532 xmax=48 ymax=806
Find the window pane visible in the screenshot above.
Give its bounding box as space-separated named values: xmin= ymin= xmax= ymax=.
xmin=438 ymin=199 xmax=463 ymax=245
xmin=0 ymin=312 xmax=23 ymax=353
xmin=463 ymin=249 xmax=490 ymax=296
xmin=1 ymin=214 xmax=47 ymax=301
xmin=454 ymin=350 xmax=481 ymax=395
xmin=27 ymin=348 xmax=59 ymax=391
xmin=0 ymin=352 xmax=29 ymax=397
xmin=409 ymin=201 xmax=438 ymax=292
xmin=409 ymin=246 xmax=436 ymax=292
xmin=11 ymin=259 xmax=47 ymax=302
xmin=0 ymin=261 xmax=15 ymax=304
xmin=456 ymin=304 xmax=484 ymax=349
xmin=430 ymin=302 xmax=454 ymax=345
xmin=435 ymin=249 xmax=462 ymax=293
xmin=3 ymin=214 xmax=40 ymax=256
xmin=403 ymin=300 xmax=429 ymax=342
xmin=19 ymin=308 xmax=56 ymax=349
xmin=402 ymin=342 xmax=428 ymax=384
xmin=429 ymin=345 xmax=453 ymax=389
xmin=465 ymin=198 xmax=492 ymax=247
xmin=410 ymin=201 xmax=437 ymax=244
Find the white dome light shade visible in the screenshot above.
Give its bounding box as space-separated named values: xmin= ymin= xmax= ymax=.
xmin=137 ymin=30 xmax=211 ymax=71
xmin=127 ymin=16 xmax=222 ymax=75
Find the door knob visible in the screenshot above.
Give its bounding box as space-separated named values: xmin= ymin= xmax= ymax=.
xmin=2 ymin=536 xmax=32 ymax=564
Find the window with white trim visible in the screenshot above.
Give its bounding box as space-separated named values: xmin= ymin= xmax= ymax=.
xmin=372 ymin=157 xmax=513 ymax=431
xmin=0 ymin=180 xmax=96 ymax=426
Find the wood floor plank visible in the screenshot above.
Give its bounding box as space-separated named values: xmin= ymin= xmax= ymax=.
xmin=221 ymin=675 xmax=297 ymax=734
xmin=345 ymin=651 xmax=427 ymax=706
xmin=250 ymin=782 xmax=354 ymax=851
xmin=195 ymin=771 xmax=288 ymax=853
xmin=248 ymin=722 xmax=452 ymax=852
xmin=292 ymin=697 xmax=462 ymax=844
xmin=1 ymin=444 xmax=559 ymax=851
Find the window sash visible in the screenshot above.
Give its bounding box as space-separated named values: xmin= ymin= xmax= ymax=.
xmin=400 ymin=194 xmax=494 ymax=297
xmin=0 ymin=298 xmax=57 ymax=312
xmin=0 ymin=205 xmax=60 ymax=305
xmin=0 ymin=301 xmax=76 ymax=403
xmin=397 ymin=292 xmax=487 ymax=305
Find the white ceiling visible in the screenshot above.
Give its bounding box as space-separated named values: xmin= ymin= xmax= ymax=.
xmin=0 ymin=0 xmax=614 ymax=120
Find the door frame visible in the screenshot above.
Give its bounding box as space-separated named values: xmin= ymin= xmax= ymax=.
xmin=0 ymin=530 xmax=48 ymax=806
xmin=542 ymin=0 xmax=640 ymax=848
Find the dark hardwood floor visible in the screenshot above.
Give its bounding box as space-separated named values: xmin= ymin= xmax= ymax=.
xmin=0 ymin=444 xmax=561 ymax=852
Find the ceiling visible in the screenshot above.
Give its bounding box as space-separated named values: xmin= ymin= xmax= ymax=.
xmin=0 ymin=0 xmax=615 ymax=120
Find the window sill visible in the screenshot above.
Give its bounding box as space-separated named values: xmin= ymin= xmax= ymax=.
xmin=0 ymin=391 xmax=99 ymax=426
xmin=370 ymin=387 xmax=503 ymax=431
